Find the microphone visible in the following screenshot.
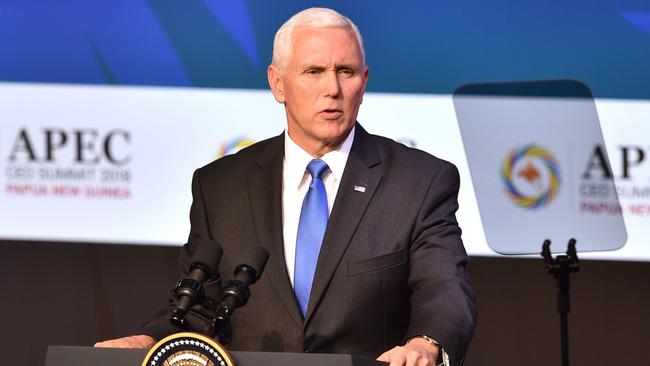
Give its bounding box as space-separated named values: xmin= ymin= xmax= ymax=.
xmin=170 ymin=236 xmax=223 ymax=327
xmin=212 ymin=246 xmax=269 ymax=342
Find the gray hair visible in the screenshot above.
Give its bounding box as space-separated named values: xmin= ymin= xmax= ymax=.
xmin=271 ymin=7 xmax=366 ymax=69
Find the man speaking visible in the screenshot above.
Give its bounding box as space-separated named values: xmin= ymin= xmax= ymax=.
xmin=96 ymin=7 xmax=476 ymax=366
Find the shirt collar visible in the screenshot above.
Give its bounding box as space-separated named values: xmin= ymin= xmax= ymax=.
xmin=284 ymin=126 xmax=355 ymax=189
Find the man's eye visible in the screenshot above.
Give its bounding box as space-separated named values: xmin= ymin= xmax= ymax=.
xmin=339 ymin=69 xmax=355 ymax=76
xmin=305 ymin=69 xmax=321 ymax=75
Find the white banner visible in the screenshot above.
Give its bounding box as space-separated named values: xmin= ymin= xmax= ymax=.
xmin=1 ymin=83 xmax=648 ymax=261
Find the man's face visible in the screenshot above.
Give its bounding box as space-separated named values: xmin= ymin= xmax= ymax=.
xmin=268 ymin=26 xmax=369 ymax=155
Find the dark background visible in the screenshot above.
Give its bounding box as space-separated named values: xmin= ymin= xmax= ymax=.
xmin=2 ymin=240 xmax=648 ymax=365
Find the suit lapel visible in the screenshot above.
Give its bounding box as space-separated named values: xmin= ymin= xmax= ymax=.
xmin=305 ymin=124 xmax=383 ymax=323
xmin=248 ymin=134 xmax=304 ymax=328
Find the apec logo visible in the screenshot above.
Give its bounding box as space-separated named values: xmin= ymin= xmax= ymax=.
xmin=7 ymin=127 xmax=131 ymax=165
xmin=3 ymin=126 xmax=133 ymax=199
xmin=500 ymin=143 xmax=561 ymax=209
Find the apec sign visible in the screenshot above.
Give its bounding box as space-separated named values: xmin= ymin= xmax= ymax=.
xmin=8 ymin=127 xmax=131 ymax=165
xmin=4 ymin=127 xmax=132 ymax=199
xmin=0 ymin=82 xmax=649 ymax=262
xmin=0 ymin=82 xmax=285 ymax=245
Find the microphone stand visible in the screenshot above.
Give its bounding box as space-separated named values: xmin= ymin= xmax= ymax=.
xmin=209 ymin=264 xmax=259 ymax=345
xmin=170 ymin=266 xmax=258 ymax=346
xmin=169 ymin=297 xmax=232 ymax=345
xmin=541 ymin=238 xmax=580 ymax=366
xmin=170 ymin=247 xmax=268 ymax=346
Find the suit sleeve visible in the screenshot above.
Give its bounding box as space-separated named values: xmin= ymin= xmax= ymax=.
xmin=405 ymin=162 xmax=477 ymax=366
xmin=139 ymin=168 xmax=223 ymax=340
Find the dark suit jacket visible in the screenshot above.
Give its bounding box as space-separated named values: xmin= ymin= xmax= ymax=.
xmin=142 ymin=124 xmax=476 ymax=366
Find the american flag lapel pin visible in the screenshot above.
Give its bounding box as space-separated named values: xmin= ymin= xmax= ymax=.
xmin=354 ymin=185 xmax=366 ymax=193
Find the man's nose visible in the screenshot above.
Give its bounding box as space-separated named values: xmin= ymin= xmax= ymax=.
xmin=323 ymin=71 xmax=341 ymax=98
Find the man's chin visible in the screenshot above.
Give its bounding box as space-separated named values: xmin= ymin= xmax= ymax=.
xmin=317 ymin=128 xmax=353 ymax=146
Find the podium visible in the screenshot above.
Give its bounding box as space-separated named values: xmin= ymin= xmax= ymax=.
xmin=46 ymin=346 xmax=385 ymax=366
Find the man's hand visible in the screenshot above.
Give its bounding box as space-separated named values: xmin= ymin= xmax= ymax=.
xmin=377 ymin=337 xmax=439 ymax=366
xmin=94 ymin=335 xmax=156 ymax=349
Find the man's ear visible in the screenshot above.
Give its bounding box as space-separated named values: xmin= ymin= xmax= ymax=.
xmin=360 ymin=65 xmax=369 ymax=104
xmin=267 ymin=65 xmax=286 ymax=104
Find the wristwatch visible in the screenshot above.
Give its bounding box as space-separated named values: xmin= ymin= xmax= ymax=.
xmin=408 ymin=335 xmax=449 ymax=366
xmin=417 ymin=334 xmax=440 ymax=348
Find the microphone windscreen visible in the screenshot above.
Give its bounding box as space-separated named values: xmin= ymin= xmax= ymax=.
xmin=190 ymin=236 xmax=223 ymax=273
xmin=241 ymin=246 xmax=269 ymax=275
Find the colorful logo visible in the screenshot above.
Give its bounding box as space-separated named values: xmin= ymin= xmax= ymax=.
xmin=500 ymin=144 xmax=560 ymax=209
xmin=216 ymin=136 xmax=255 ymax=158
xmin=141 ymin=332 xmax=234 ymax=366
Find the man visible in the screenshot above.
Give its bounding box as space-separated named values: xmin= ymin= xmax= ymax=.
xmin=96 ymin=7 xmax=476 ymax=366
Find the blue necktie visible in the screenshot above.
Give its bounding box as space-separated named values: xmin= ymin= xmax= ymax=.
xmin=294 ymin=159 xmax=330 ymax=317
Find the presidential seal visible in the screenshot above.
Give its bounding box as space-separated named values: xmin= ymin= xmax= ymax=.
xmin=141 ymin=332 xmax=235 ymax=366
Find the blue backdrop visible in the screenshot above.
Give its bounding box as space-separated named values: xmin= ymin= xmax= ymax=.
xmin=3 ymin=0 xmax=650 ymax=98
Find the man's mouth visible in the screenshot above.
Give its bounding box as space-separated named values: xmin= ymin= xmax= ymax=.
xmin=320 ymin=108 xmax=343 ymax=118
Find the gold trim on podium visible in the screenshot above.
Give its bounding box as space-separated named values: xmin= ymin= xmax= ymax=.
xmin=142 ymin=332 xmax=235 ymax=366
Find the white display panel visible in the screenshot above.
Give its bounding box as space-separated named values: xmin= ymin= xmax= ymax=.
xmin=1 ymin=83 xmax=648 ymax=261
xmin=455 ymin=92 xmax=626 ymax=255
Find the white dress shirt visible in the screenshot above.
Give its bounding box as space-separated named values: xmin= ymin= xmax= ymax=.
xmin=282 ymin=126 xmax=355 ymax=287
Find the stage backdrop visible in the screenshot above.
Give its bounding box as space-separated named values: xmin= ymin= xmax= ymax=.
xmin=1 ymin=0 xmax=649 ymax=261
